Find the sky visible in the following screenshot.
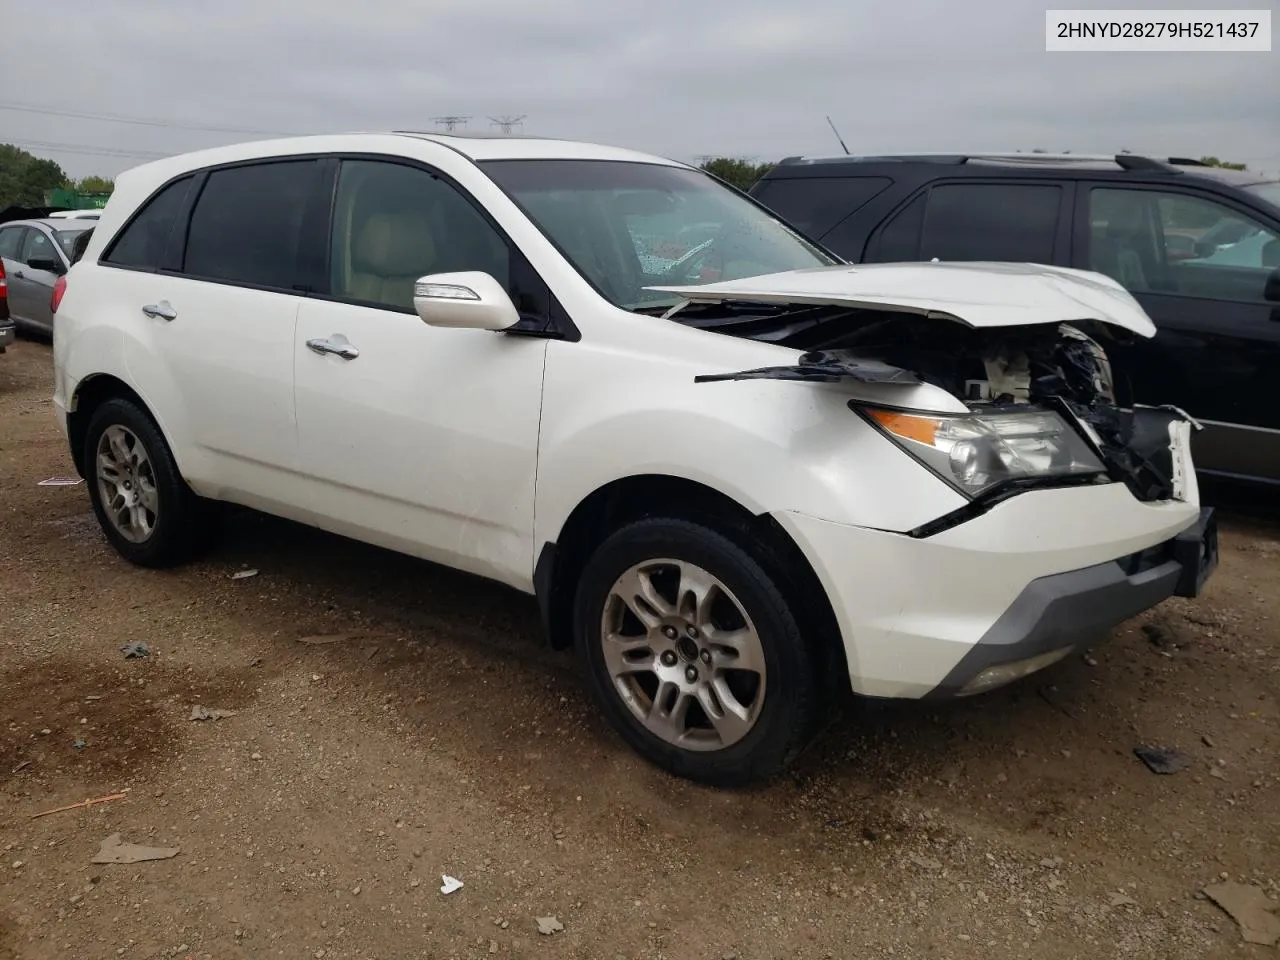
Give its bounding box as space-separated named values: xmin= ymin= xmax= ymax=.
xmin=3 ymin=0 xmax=1278 ymax=180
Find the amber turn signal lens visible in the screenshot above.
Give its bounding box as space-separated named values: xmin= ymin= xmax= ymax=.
xmin=866 ymin=409 xmax=940 ymax=446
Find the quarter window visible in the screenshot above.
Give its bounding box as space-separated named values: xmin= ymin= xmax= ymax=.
xmin=183 ymin=161 xmax=319 ymax=289
xmin=329 ymin=160 xmax=511 ymax=311
xmin=102 ymin=175 xmax=194 ymax=270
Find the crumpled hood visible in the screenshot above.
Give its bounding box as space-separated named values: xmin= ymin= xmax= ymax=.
xmin=647 ymin=261 xmax=1157 ymax=337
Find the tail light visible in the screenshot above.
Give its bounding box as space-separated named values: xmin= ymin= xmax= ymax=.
xmin=0 ymin=259 xmax=7 ymax=301
xmin=51 ymin=274 xmax=67 ymax=314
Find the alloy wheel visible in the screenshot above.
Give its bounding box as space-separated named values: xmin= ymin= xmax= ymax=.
xmin=95 ymin=424 xmax=159 ymax=543
xmin=600 ymin=558 xmax=767 ymax=751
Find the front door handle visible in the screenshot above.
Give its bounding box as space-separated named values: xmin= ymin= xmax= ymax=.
xmin=306 ymin=336 xmax=360 ymax=360
xmin=141 ymin=300 xmax=177 ymax=321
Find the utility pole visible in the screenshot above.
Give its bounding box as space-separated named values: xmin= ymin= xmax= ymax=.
xmin=489 ymin=115 xmax=527 ymax=135
xmin=432 ymin=116 xmax=471 ymax=132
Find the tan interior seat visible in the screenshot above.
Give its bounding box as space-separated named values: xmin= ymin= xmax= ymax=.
xmin=348 ymin=212 xmax=437 ymax=309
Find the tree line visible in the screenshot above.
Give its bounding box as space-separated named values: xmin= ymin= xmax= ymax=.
xmin=0 ymin=144 xmax=114 ymax=209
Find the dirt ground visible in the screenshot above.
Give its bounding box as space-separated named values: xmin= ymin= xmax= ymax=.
xmin=1 ymin=338 xmax=1278 ymax=960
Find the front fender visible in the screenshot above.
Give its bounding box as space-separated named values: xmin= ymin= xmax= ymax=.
xmin=533 ymin=335 xmax=967 ymax=552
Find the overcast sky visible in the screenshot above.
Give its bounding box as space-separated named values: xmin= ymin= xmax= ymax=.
xmin=4 ymin=0 xmax=1278 ymax=179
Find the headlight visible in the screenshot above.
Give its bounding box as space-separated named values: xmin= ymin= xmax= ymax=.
xmin=861 ymin=406 xmax=1106 ymax=498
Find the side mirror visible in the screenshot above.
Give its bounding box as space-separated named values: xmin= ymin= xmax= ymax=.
xmin=412 ymin=271 xmax=520 ymax=331
xmin=1264 ymin=266 xmax=1280 ymax=303
xmin=27 ymin=256 xmax=65 ymax=275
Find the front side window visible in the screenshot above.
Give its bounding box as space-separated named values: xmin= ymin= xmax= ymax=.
xmin=183 ymin=161 xmax=318 ymax=289
xmin=1089 ymin=187 xmax=1279 ymax=301
xmin=20 ymin=229 xmax=57 ymax=266
xmin=54 ymin=224 xmax=93 ymax=259
xmin=480 ymin=160 xmax=835 ymax=311
xmin=866 ymin=194 xmax=926 ymax=262
xmin=102 ymin=175 xmax=193 ymax=270
xmin=329 ymin=160 xmax=511 ymax=311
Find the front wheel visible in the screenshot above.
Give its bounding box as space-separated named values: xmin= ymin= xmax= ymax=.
xmin=574 ymin=517 xmax=818 ymax=786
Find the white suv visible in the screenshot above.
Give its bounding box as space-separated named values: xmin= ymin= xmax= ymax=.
xmin=52 ymin=133 xmax=1218 ymax=784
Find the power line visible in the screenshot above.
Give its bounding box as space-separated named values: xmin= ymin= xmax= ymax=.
xmin=6 ymin=138 xmax=172 ymax=161
xmin=0 ymin=99 xmax=295 ymax=137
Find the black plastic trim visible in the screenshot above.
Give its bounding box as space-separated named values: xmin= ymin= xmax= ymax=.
xmin=162 ymin=171 xmax=204 ymax=273
xmin=532 ymin=541 xmax=557 ymax=637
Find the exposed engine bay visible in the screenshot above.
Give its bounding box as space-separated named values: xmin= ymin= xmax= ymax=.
xmin=677 ymin=299 xmax=1192 ymax=503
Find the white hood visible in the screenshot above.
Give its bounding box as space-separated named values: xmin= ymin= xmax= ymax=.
xmin=647 ymin=261 xmax=1157 ymax=338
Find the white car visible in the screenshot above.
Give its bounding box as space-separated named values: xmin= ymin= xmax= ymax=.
xmin=51 ymin=133 xmax=1218 ymax=785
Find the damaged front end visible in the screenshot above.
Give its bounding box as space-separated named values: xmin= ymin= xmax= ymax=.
xmin=675 ymin=296 xmax=1196 ymax=507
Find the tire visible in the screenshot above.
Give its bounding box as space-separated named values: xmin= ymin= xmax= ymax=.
xmin=83 ymin=397 xmax=211 ymax=568
xmin=574 ymin=517 xmax=818 ymax=786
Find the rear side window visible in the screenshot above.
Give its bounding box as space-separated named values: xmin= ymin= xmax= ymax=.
xmin=920 ymin=183 xmax=1062 ymax=262
xmin=103 ymin=175 xmax=194 ymax=269
xmin=753 ymin=176 xmax=892 ymax=239
xmin=183 ymin=161 xmax=318 ymax=289
xmin=0 ymin=226 xmax=26 ymax=260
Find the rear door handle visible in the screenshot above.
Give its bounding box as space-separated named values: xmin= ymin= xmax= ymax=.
xmin=13 ymin=270 xmax=24 ymax=279
xmin=306 ymin=336 xmax=360 ymax=360
xmin=141 ymin=300 xmax=177 ymax=321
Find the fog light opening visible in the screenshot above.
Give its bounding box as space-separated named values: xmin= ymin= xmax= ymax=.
xmin=957 ymin=645 xmax=1076 ymax=697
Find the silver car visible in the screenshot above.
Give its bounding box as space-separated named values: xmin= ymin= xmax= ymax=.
xmin=0 ymin=219 xmax=94 ymax=335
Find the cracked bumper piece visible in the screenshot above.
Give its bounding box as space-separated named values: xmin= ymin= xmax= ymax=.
xmin=775 ymin=484 xmax=1215 ymax=700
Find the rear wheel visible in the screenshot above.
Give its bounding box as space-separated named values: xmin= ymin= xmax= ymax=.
xmin=84 ymin=398 xmax=211 ymax=567
xmin=574 ymin=517 xmax=818 ymax=786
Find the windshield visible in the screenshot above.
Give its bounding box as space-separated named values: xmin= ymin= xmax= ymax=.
xmin=53 ymin=223 xmax=93 ymax=258
xmin=479 ymin=159 xmax=837 ymax=311
xmin=1245 ymin=181 xmax=1280 ymax=210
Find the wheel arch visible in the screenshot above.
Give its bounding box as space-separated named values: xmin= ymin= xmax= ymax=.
xmin=534 ymin=473 xmax=848 ymax=686
xmin=67 ymin=374 xmax=165 ymax=478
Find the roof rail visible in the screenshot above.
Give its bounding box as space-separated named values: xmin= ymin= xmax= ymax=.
xmin=966 ymin=152 xmax=1115 ymax=163
xmin=774 ymin=152 xmax=1189 ymax=173
xmin=1113 ymin=154 xmax=1181 ymax=172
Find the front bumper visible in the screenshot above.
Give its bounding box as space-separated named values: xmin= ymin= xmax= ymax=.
xmin=928 ymin=506 xmax=1217 ymax=698
xmin=776 ymin=482 xmax=1212 ymax=699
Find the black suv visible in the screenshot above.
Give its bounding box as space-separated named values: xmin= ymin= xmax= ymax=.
xmin=750 ymin=154 xmax=1280 ymax=485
